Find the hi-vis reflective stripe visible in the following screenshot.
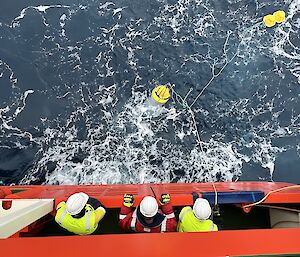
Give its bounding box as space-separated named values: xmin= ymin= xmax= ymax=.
xmin=161 ymin=217 xmax=167 ymax=232
xmin=130 ymin=217 xmax=137 ymax=231
xmin=130 ymin=209 xmax=137 ymax=231
xmin=166 ymin=212 xmax=175 ymax=219
xmin=210 ymin=223 xmax=214 ymax=231
xmin=179 ymin=207 xmax=192 ymax=222
xmin=58 ymin=209 xmax=67 ymax=225
xmin=119 ymin=214 xmax=126 ymax=220
xmin=86 ymin=211 xmax=93 ymax=231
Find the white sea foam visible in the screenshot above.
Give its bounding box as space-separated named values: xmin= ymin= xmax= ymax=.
xmin=11 ymin=5 xmax=70 ymax=28
xmin=17 ymin=91 xmax=266 ymax=185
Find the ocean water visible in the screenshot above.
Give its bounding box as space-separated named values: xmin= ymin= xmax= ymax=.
xmin=0 ymin=0 xmax=299 ymax=186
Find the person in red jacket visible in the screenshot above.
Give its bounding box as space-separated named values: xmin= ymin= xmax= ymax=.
xmin=119 ymin=194 xmax=177 ymax=233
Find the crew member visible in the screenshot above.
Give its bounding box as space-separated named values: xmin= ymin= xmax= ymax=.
xmin=55 ymin=192 xmax=106 ymax=235
xmin=177 ymin=198 xmax=218 ymax=232
xmin=119 ymin=194 xmax=177 ymax=232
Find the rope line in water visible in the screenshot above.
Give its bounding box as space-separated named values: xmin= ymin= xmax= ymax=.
xmin=169 ymin=22 xmax=264 ymax=184
xmin=170 ymin=20 xmax=290 ymax=205
xmin=188 ymin=22 xmax=263 ymax=108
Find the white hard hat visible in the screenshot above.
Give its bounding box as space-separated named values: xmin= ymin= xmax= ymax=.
xmin=140 ymin=196 xmax=158 ymax=218
xmin=193 ymin=198 xmax=212 ymax=220
xmin=66 ymin=192 xmax=89 ymax=215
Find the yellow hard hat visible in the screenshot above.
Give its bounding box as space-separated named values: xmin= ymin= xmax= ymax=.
xmin=273 ymin=10 xmax=286 ymax=23
xmin=151 ymin=85 xmax=171 ymax=104
xmin=263 ymin=14 xmax=276 ymax=28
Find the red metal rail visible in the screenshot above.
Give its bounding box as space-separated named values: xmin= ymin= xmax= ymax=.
xmin=1 ymin=182 xmax=300 ymax=207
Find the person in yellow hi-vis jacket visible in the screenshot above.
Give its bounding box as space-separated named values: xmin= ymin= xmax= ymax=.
xmin=177 ymin=198 xmax=218 ymax=232
xmin=55 ymin=192 xmax=106 ymax=235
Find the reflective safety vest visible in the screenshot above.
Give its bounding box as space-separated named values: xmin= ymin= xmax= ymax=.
xmin=177 ymin=206 xmax=218 ymax=232
xmin=55 ymin=202 xmax=97 ymax=235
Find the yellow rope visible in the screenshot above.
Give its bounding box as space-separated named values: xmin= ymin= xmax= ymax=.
xmin=243 ymin=185 xmax=300 ymax=208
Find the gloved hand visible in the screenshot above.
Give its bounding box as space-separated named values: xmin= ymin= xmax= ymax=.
xmin=160 ymin=194 xmax=170 ymax=205
xmin=123 ymin=194 xmax=134 ymax=208
xmin=212 ymin=205 xmax=220 ymax=217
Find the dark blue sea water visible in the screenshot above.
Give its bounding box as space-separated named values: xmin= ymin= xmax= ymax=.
xmin=0 ymin=0 xmax=299 ymax=186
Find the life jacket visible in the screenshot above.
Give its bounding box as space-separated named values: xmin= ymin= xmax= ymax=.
xmin=136 ymin=206 xmax=165 ymax=228
xmin=119 ymin=203 xmax=177 ymax=233
xmin=177 ymin=206 xmax=218 ymax=232
xmin=55 ymin=202 xmax=97 ymax=235
xmin=130 ymin=208 xmax=168 ymax=232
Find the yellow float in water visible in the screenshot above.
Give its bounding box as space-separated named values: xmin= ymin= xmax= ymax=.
xmin=273 ymin=10 xmax=286 ymax=23
xmin=151 ymin=85 xmax=171 ymax=104
xmin=263 ymin=14 xmax=276 ymax=28
xmin=263 ymin=10 xmax=286 ymax=28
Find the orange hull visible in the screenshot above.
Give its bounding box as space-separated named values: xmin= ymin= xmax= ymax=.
xmin=2 ymin=228 xmax=300 ymax=257
xmin=1 ymin=181 xmax=300 ymax=257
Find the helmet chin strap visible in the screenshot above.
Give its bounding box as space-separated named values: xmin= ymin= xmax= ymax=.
xmin=71 ymin=206 xmax=86 ymax=219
